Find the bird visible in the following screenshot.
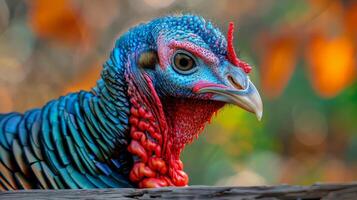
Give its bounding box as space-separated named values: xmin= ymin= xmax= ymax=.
xmin=0 ymin=14 xmax=262 ymax=190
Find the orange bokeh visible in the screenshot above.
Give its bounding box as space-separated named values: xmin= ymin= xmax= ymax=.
xmin=260 ymin=33 xmax=299 ymax=99
xmin=27 ymin=0 xmax=91 ymax=46
xmin=305 ymin=33 xmax=356 ymax=98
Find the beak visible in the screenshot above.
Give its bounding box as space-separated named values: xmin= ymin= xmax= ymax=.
xmin=195 ymin=77 xmax=263 ymax=121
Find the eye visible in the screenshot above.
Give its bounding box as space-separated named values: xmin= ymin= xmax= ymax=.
xmin=172 ymin=51 xmax=197 ymax=74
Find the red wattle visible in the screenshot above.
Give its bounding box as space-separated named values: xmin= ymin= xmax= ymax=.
xmin=128 ymin=140 xmax=148 ymax=163
xmin=126 ymin=73 xmax=189 ymax=188
xmin=129 ymin=163 xmax=156 ymax=182
xmin=130 ymin=130 xmax=144 ymax=140
xmin=129 ymin=116 xmax=139 ymax=127
xmin=148 ymin=157 xmax=168 ymax=174
xmin=170 ymin=169 xmax=188 ymax=186
xmin=139 ymin=177 xmax=168 ymax=188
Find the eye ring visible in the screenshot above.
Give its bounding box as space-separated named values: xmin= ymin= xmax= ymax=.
xmin=171 ymin=50 xmax=197 ymax=74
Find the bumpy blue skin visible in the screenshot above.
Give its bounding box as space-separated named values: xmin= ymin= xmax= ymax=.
xmin=0 ymin=14 xmax=247 ymax=189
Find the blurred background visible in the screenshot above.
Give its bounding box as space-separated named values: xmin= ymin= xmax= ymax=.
xmin=0 ymin=0 xmax=356 ymax=186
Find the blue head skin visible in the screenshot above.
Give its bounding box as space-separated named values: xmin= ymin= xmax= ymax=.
xmin=109 ymin=14 xmax=262 ymax=119
xmin=126 ymin=15 xmax=262 ymax=115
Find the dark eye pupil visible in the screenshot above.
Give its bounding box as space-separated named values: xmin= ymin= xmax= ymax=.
xmin=179 ymin=58 xmax=189 ymax=67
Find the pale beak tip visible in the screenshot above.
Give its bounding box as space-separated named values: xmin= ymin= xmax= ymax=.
xmin=256 ymin=110 xmax=263 ymax=121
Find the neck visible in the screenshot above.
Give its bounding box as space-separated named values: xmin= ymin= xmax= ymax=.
xmin=125 ymin=71 xmax=224 ymax=188
xmin=79 ymin=57 xmax=133 ymax=180
xmin=162 ymin=98 xmax=224 ymax=158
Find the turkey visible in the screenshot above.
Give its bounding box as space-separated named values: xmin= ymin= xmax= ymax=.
xmin=0 ymin=14 xmax=262 ymax=190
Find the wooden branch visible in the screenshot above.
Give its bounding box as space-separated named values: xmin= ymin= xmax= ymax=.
xmin=1 ymin=183 xmax=357 ymax=200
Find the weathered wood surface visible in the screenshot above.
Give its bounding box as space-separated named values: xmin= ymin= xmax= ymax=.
xmin=1 ymin=183 xmax=357 ymax=200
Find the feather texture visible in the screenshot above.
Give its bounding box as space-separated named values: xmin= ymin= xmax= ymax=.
xmin=0 ymin=90 xmax=133 ymax=190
